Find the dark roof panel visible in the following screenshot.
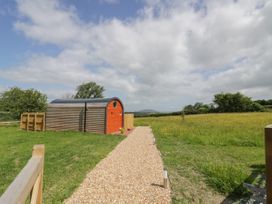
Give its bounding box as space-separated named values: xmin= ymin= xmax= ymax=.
xmin=51 ymin=98 xmax=113 ymax=104
xmin=50 ymin=97 xmax=124 ymax=109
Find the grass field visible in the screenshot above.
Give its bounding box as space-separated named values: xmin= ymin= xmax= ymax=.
xmin=136 ymin=112 xmax=272 ymax=203
xmin=0 ymin=126 xmax=123 ymax=203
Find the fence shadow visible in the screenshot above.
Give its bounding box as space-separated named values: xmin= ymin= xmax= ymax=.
xmin=220 ymin=164 xmax=265 ymax=204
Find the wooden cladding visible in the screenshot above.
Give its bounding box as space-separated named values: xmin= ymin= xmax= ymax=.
xmin=46 ymin=104 xmax=106 ymax=134
xmin=20 ymin=113 xmax=45 ymax=131
xmin=124 ymin=113 xmax=134 ymax=131
xmin=86 ymin=108 xmax=105 ymax=134
xmin=46 ymin=106 xmax=84 ymax=132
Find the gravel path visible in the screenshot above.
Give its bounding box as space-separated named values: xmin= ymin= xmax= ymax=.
xmin=65 ymin=126 xmax=171 ymax=204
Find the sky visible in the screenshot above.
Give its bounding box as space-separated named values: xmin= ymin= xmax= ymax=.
xmin=0 ymin=0 xmax=271 ymax=112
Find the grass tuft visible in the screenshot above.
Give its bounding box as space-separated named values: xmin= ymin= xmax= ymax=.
xmin=200 ymin=163 xmax=247 ymax=195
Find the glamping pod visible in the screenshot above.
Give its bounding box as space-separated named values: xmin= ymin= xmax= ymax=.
xmin=46 ymin=97 xmax=124 ymax=134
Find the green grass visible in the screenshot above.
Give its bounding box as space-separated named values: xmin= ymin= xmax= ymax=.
xmin=0 ymin=126 xmax=123 ymax=203
xmin=136 ymin=112 xmax=272 ymax=203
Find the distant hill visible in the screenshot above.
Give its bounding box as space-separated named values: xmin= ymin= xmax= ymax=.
xmin=132 ymin=109 xmax=159 ymax=117
xmin=137 ymin=109 xmax=158 ymax=113
xmin=130 ymin=110 xmax=182 ymax=117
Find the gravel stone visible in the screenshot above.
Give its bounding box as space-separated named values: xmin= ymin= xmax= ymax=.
xmin=65 ymin=126 xmax=171 ymax=204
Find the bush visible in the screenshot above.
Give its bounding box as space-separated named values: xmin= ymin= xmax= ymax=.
xmin=0 ymin=87 xmax=47 ymax=119
xmin=249 ymin=102 xmax=265 ymax=112
xmin=183 ymin=103 xmax=213 ymax=115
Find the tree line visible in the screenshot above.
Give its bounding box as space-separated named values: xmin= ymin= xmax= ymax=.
xmin=254 ymin=99 xmax=272 ymax=107
xmin=0 ymin=82 xmax=270 ymax=120
xmin=0 ymin=82 xmax=105 ymax=120
xmin=183 ymin=92 xmax=266 ymax=115
xmin=136 ymin=92 xmax=270 ymax=118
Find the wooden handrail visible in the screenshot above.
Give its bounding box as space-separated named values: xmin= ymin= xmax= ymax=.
xmin=0 ymin=145 xmax=45 ymax=204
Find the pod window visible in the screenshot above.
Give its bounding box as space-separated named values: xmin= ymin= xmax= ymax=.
xmin=113 ymin=101 xmax=117 ymax=108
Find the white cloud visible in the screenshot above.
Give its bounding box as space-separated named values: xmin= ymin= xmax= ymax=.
xmin=14 ymin=0 xmax=90 ymax=47
xmin=2 ymin=0 xmax=272 ymax=111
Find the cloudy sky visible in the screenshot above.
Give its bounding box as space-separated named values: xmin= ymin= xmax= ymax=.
xmin=0 ymin=0 xmax=271 ymax=111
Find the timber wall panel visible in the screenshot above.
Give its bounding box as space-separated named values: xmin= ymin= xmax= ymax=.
xmin=46 ymin=106 xmax=84 ymax=131
xmin=85 ymin=107 xmax=105 ymax=134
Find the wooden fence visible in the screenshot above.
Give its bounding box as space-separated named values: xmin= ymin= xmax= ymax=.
xmin=20 ymin=113 xmax=45 ymax=131
xmin=0 ymin=145 xmax=45 ymax=204
xmin=265 ymin=125 xmax=272 ymax=203
xmin=124 ymin=113 xmax=134 ymax=131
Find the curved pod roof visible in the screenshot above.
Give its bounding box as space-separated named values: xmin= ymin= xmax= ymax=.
xmin=49 ymin=97 xmax=123 ymax=109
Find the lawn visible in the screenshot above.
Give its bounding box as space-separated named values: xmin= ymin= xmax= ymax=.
xmin=0 ymin=126 xmax=123 ymax=203
xmin=136 ymin=112 xmax=272 ymax=203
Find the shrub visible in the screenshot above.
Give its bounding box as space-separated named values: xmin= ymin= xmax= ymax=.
xmin=0 ymin=87 xmax=47 ymax=119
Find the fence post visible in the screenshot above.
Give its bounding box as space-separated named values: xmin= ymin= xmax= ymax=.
xmin=26 ymin=113 xmax=29 ymax=131
xmin=34 ymin=114 xmax=37 ymax=132
xmin=20 ymin=114 xmax=23 ymax=129
xmin=42 ymin=113 xmax=45 ymax=131
xmin=31 ymin=145 xmax=45 ymax=204
xmin=265 ymin=125 xmax=272 ymax=204
xmin=84 ymin=102 xmax=87 ymax=132
xmin=0 ymin=144 xmax=45 ymax=204
xmin=163 ymin=169 xmax=168 ymax=189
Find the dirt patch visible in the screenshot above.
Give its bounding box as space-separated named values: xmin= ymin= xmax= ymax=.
xmin=169 ymin=169 xmax=225 ymax=203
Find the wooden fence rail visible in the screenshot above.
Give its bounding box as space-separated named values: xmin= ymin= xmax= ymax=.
xmin=0 ymin=145 xmax=45 ymax=204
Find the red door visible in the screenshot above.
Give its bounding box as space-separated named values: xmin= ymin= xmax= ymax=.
xmin=106 ymin=100 xmax=123 ymax=134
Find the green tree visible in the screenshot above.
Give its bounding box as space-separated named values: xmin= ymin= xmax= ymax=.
xmin=0 ymin=87 xmax=47 ymax=119
xmin=213 ymin=92 xmax=264 ymax=112
xmin=74 ymin=82 xmax=105 ymax=99
xmin=183 ymin=104 xmax=196 ymax=114
xmin=194 ymin=102 xmax=210 ymax=114
xmin=183 ymin=103 xmax=211 ymax=114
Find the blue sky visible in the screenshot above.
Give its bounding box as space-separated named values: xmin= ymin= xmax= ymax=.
xmin=0 ymin=0 xmax=144 ymax=105
xmin=0 ymin=0 xmax=272 ymax=111
xmin=0 ymin=0 xmax=142 ymax=67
